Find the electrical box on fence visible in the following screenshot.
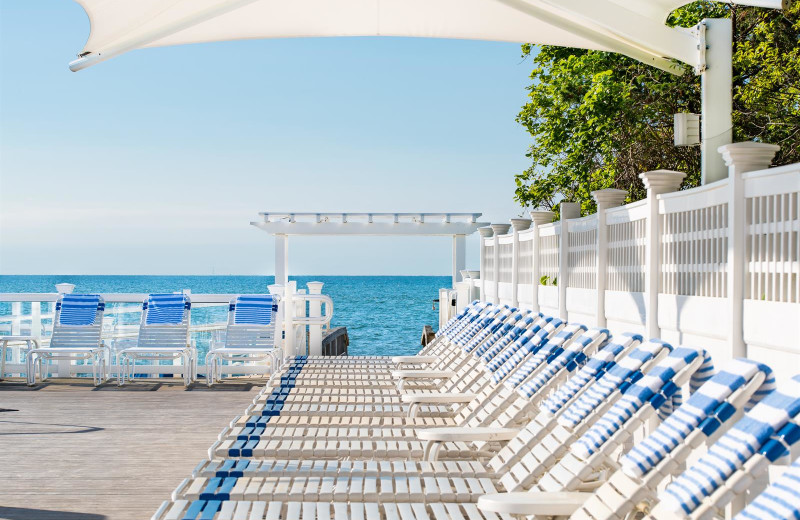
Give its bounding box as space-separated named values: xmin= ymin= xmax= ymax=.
xmin=674 ymin=113 xmax=700 ymax=146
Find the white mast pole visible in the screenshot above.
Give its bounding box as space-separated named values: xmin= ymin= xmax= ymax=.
xmin=700 ymin=18 xmax=734 ymax=184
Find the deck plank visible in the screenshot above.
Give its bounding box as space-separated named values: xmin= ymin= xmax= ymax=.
xmin=0 ymin=379 xmax=261 ymax=520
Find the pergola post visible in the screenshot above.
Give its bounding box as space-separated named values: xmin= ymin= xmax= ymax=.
xmin=274 ymin=234 xmax=289 ymax=287
xmin=452 ymin=234 xmax=466 ymax=289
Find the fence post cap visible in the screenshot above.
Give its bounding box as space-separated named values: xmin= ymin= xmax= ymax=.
xmin=638 ymin=170 xmax=686 ymax=193
xmin=510 ymin=218 xmax=532 ymax=232
xmin=718 ymin=141 xmax=780 ymax=172
xmin=478 ymin=226 xmax=495 ymax=238
xmin=591 ymin=188 xmax=628 ymax=207
xmin=490 ymin=224 xmax=512 ymax=236
xmin=529 ymin=210 xmax=555 ymax=226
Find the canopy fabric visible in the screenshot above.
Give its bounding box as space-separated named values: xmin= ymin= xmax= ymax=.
xmin=70 ymin=0 xmax=704 ymax=73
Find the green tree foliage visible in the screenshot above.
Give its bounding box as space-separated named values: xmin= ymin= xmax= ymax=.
xmin=515 ymin=1 xmax=800 ymax=218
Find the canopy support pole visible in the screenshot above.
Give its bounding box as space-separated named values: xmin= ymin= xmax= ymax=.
xmin=700 ymin=18 xmax=733 ymax=184
xmin=275 ymin=234 xmax=288 ymax=286
xmin=452 ymin=235 xmax=466 ymax=288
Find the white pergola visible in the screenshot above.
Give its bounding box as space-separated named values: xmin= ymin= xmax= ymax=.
xmin=67 ymin=0 xmax=784 ymax=181
xmin=251 ymin=212 xmax=489 ymax=287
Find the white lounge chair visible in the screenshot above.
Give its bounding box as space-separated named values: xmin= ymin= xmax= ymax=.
xmin=162 ymin=343 xmax=738 ymax=515
xmin=117 ymin=293 xmax=195 ymax=387
xmin=25 ymin=294 xmax=110 ymax=386
xmin=205 ymin=295 xmax=281 ymax=386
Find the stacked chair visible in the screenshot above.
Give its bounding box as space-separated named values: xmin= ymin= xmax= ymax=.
xmin=151 ymin=301 xmax=799 ymax=520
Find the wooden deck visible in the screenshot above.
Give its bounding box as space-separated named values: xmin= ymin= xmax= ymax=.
xmin=0 ymin=378 xmax=262 ymax=520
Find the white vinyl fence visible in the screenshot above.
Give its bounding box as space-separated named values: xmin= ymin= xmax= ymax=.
xmin=465 ymin=142 xmax=800 ymax=383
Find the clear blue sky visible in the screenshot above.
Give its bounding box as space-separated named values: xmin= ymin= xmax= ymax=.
xmin=0 ymin=1 xmax=534 ymax=276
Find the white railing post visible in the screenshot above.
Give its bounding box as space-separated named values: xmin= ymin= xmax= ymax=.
xmin=510 ymin=219 xmax=532 ymax=308
xmin=591 ymin=189 xmax=628 ymax=328
xmin=529 ymin=211 xmax=554 ymax=313
xmin=718 ymin=142 xmax=780 ymax=358
xmin=639 ymin=170 xmax=686 ymax=339
xmin=558 ymin=203 xmax=581 ymax=321
xmin=10 ymin=302 xmax=21 ymax=336
xmin=306 ymin=282 xmax=324 ymax=356
xmin=268 ymin=283 xmax=287 ymax=360
xmin=491 ymin=224 xmax=511 ymax=305
xmin=478 ymin=226 xmax=494 ymax=302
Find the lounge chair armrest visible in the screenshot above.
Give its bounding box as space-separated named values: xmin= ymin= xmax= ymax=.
xmin=477 ymin=492 xmax=592 ymax=517
xmin=392 ymin=370 xmax=455 ymax=380
xmin=401 ymin=393 xmax=476 ymax=404
xmin=417 ymin=426 xmax=519 ymax=442
xmin=392 ymin=355 xmax=439 ymax=366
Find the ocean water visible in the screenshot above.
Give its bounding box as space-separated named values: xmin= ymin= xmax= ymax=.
xmin=0 ymin=275 xmax=449 ymax=357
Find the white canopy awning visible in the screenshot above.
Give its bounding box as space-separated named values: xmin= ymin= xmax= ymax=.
xmin=70 ymin=0 xmax=719 ymax=74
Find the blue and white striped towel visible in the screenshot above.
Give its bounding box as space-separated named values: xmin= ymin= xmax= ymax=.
xmin=541 ymin=339 xmax=631 ymax=416
xmin=516 ymin=328 xmax=611 ymax=398
xmin=57 ymin=294 xmax=102 ymax=326
xmin=557 ymin=340 xmax=672 ymax=429
xmin=233 ymin=295 xmax=275 ymax=325
xmin=144 ymin=293 xmax=189 ymax=325
xmin=734 ymin=456 xmax=800 ymax=520
xmin=659 ymin=374 xmax=800 ymax=515
xmin=498 ymin=324 xmax=586 ymax=386
xmin=572 ymin=346 xmax=704 ymax=459
xmin=621 ymin=358 xmax=775 ymax=478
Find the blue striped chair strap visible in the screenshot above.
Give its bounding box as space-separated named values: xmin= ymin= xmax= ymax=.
xmin=541 ymin=339 xmax=629 ymax=415
xmin=57 ymin=294 xmax=102 ymax=326
xmin=572 ymin=346 xmax=701 ymax=459
xmin=516 ymin=328 xmax=605 ymax=397
xmin=557 ymin=340 xmax=671 ymax=428
xmin=233 ymin=295 xmax=276 ymax=325
xmin=621 ymin=358 xmax=775 ymax=478
xmin=660 ymin=375 xmax=800 ymax=515
xmin=144 ymin=293 xmax=189 ymax=325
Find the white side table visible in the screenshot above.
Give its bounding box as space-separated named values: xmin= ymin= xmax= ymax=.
xmin=0 ymin=336 xmax=41 ymax=380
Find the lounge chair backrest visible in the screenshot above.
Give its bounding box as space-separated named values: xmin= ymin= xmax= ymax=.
xmin=733 ymin=456 xmax=800 ymax=520
xmin=571 ymin=346 xmax=707 ymax=459
xmin=554 ymin=339 xmax=674 ymax=427
xmin=136 ymin=293 xmax=191 ymax=349
xmin=50 ymin=294 xmax=105 ymax=349
xmin=657 ymin=374 xmax=800 ymax=517
xmin=621 ymin=358 xmax=775 ymax=479
xmin=455 ymin=305 xmax=509 ymax=346
xmin=569 ymin=360 xmax=776 ymax=520
xmin=225 ymin=295 xmax=278 ymax=349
